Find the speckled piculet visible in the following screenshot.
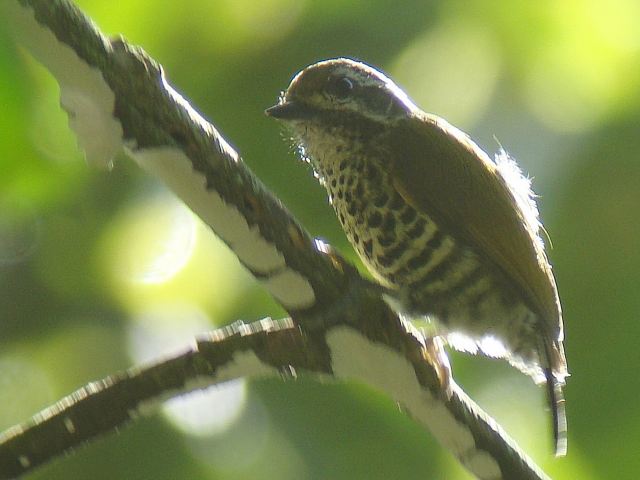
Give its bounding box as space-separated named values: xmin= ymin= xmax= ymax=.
xmin=266 ymin=58 xmax=568 ymax=455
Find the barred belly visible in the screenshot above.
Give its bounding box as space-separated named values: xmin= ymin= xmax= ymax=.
xmin=320 ymin=154 xmax=540 ymax=366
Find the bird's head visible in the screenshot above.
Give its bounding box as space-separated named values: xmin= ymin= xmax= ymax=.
xmin=266 ymin=58 xmax=418 ymax=126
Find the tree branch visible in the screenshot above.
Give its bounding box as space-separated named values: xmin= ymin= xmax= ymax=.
xmin=0 ymin=319 xmax=318 ymax=478
xmin=1 ymin=1 xmax=551 ymax=479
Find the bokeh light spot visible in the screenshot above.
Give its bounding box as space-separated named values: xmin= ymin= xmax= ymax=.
xmin=106 ymin=195 xmax=196 ymax=285
xmin=26 ymin=57 xmax=83 ymax=165
xmin=164 ymin=381 xmax=247 ymax=437
xmin=127 ymin=302 xmax=211 ymax=362
xmin=223 ymin=0 xmax=307 ymax=48
xmin=186 ymin=389 xmax=309 ymax=480
xmin=0 ymin=203 xmax=41 ymax=266
xmin=523 ymin=0 xmax=640 ymax=132
xmin=0 ymin=355 xmax=54 ymax=430
xmin=127 ymin=303 xmax=248 ymax=436
xmin=392 ymin=19 xmax=502 ymax=128
xmin=100 ymin=192 xmax=253 ymax=317
xmin=77 ymin=0 xmax=307 ymax=54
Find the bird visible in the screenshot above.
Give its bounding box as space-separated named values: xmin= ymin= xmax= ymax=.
xmin=266 ymin=58 xmax=568 ymax=455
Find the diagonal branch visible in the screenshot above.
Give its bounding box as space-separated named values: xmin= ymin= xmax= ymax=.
xmin=1 ymin=1 xmax=551 ymax=479
xmin=0 ymin=318 xmax=331 ymax=478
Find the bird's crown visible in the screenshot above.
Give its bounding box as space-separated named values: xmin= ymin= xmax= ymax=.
xmin=275 ymin=58 xmax=418 ymax=123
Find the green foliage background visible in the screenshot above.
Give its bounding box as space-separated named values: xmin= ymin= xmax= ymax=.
xmin=1 ymin=1 xmax=639 ymax=478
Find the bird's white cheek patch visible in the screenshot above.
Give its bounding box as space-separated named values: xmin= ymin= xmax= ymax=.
xmin=7 ymin=2 xmax=124 ymax=168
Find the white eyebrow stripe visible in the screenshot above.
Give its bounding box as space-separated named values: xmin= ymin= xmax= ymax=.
xmin=329 ymin=61 xmax=419 ymax=113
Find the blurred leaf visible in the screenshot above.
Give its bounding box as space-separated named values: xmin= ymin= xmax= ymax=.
xmin=2 ymin=1 xmax=639 ymax=478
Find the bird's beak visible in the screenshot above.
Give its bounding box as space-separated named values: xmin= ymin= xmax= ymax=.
xmin=265 ymin=100 xmax=312 ymax=120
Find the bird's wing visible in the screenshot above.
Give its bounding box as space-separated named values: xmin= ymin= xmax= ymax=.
xmin=387 ymin=113 xmax=562 ymax=341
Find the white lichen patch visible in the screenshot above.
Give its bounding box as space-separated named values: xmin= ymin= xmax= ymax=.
xmin=326 ymin=326 xmax=502 ymax=480
xmin=5 ymin=2 xmax=124 ymax=168
xmin=134 ymin=349 xmax=279 ymax=419
xmin=259 ymin=269 xmax=316 ymax=311
xmin=18 ymin=455 xmax=31 ymax=468
xmin=213 ymin=350 xmax=280 ymax=383
xmin=63 ymin=416 xmax=76 ymax=434
xmin=129 ymin=147 xmax=315 ymax=310
xmin=465 ymin=450 xmax=503 ymax=480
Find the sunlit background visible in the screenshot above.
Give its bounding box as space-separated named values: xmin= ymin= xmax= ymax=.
xmin=1 ymin=0 xmax=639 ymax=478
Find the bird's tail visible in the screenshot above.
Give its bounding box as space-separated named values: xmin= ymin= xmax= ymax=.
xmin=543 ymin=339 xmax=568 ymax=456
xmin=545 ymin=367 xmax=567 ymax=456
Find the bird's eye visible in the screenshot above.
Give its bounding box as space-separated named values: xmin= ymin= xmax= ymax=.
xmin=327 ymin=76 xmax=354 ymax=99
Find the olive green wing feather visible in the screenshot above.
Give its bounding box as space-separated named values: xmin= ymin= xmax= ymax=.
xmin=388 ymin=113 xmax=562 ymax=342
xmin=388 ymin=113 xmax=567 ymax=454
